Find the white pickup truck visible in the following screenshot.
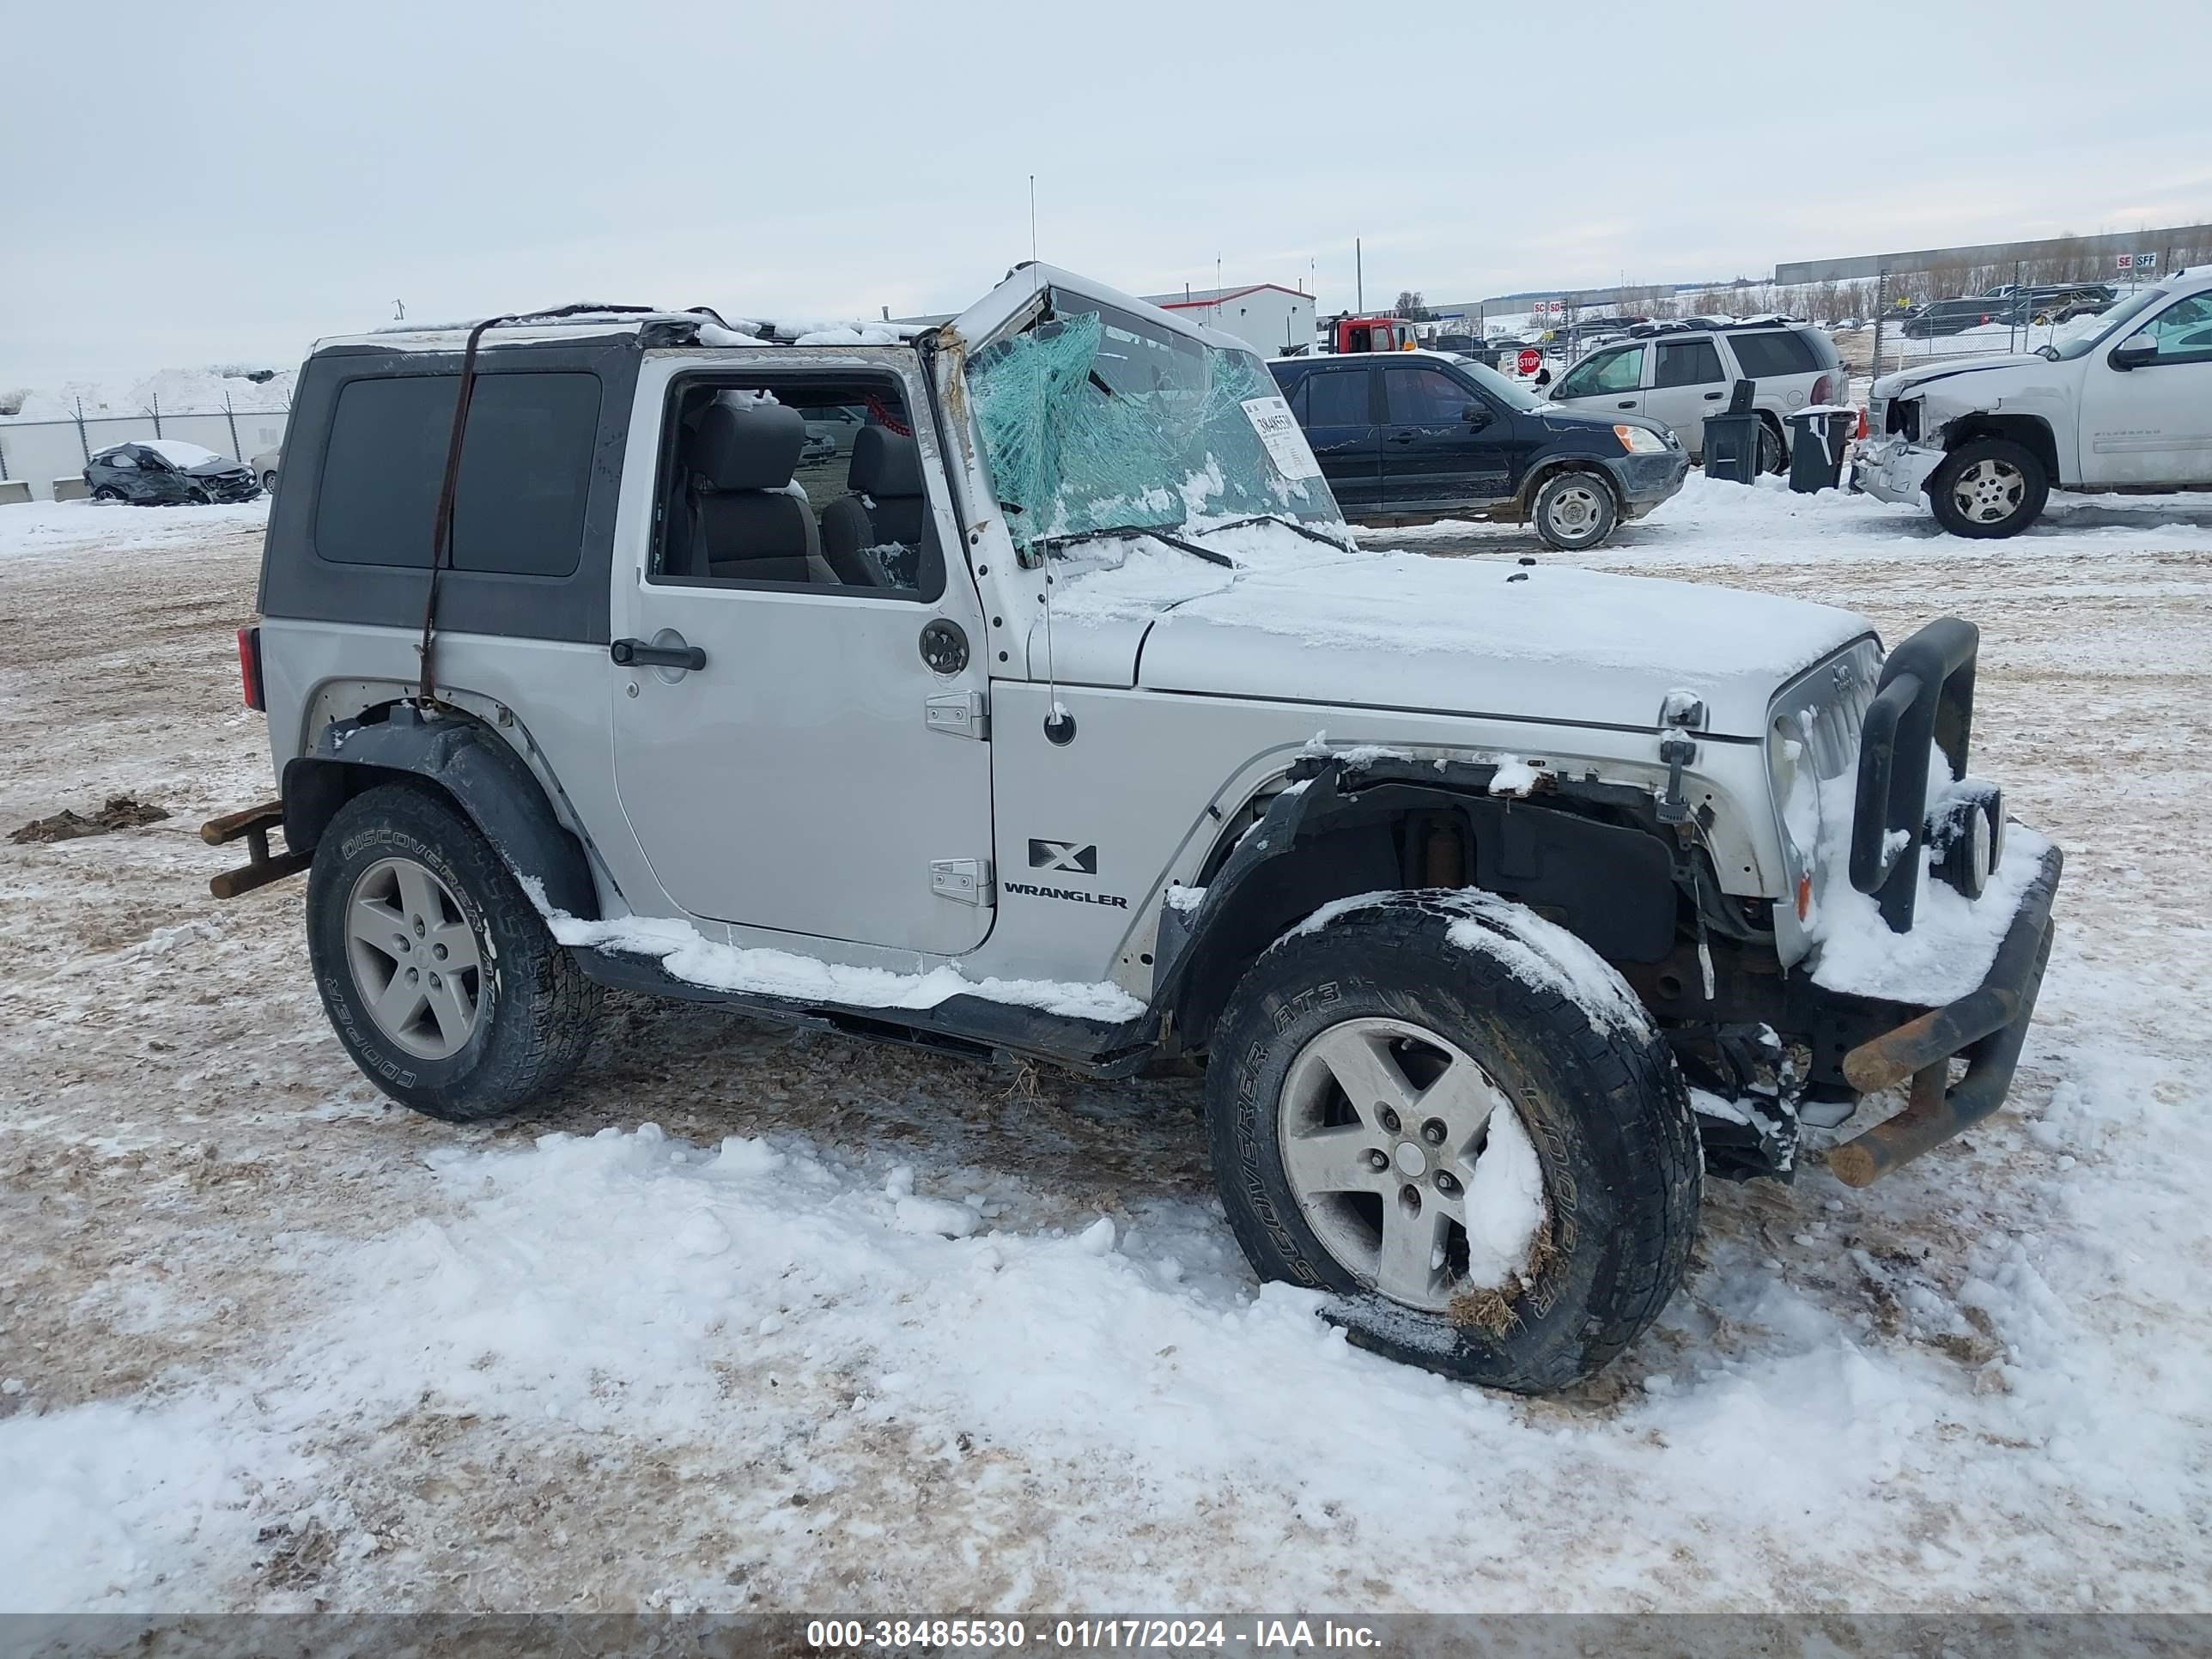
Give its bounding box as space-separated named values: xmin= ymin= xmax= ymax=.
xmin=1859 ymin=266 xmax=2212 ymax=537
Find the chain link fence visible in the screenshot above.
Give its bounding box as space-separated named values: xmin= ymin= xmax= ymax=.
xmin=1850 ymin=240 xmax=2209 ymax=387
xmin=0 ymin=396 xmax=290 ymax=502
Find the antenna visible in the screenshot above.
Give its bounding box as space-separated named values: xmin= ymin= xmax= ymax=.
xmin=1029 ymin=173 xmax=1038 ymax=267
xmin=1027 ymin=173 xmax=1073 ymax=748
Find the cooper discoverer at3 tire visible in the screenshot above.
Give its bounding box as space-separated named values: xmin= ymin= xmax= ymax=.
xmin=1205 ymin=892 xmax=1701 ymax=1393
xmin=306 ymin=781 xmax=599 ymax=1121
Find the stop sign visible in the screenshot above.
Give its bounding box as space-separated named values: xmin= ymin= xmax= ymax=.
xmin=1517 ymin=348 xmax=1541 ymax=377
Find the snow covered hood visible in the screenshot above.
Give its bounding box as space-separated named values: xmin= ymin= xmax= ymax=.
xmin=1054 ymin=539 xmax=1874 ymax=738
xmin=1871 ymin=353 xmax=2049 ymax=401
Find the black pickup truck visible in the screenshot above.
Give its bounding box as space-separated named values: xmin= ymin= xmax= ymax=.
xmin=1269 ymin=349 xmax=1689 ymax=551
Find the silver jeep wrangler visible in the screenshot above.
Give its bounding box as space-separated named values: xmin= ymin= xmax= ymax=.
xmin=209 ymin=265 xmax=2063 ymax=1393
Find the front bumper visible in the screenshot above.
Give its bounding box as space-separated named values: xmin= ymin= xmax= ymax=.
xmin=1610 ymin=448 xmax=1692 ymax=520
xmin=1853 ymin=435 xmax=1942 ymax=505
xmin=1825 ymin=842 xmax=2063 ymax=1186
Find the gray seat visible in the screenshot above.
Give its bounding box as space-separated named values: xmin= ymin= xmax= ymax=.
xmin=670 ymin=397 xmax=826 ymax=583
xmin=820 ymin=426 xmax=928 ymax=587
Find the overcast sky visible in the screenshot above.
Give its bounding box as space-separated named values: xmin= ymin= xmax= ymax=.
xmin=4 ymin=0 xmax=2207 ymax=387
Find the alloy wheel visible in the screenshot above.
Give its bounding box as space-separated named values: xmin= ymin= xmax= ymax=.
xmin=1950 ymin=458 xmax=2025 ymax=526
xmin=344 ymin=856 xmax=483 ymax=1060
xmin=1276 ymin=1016 xmax=1546 ymax=1311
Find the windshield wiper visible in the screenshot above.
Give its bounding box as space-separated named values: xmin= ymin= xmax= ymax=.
xmin=1192 ymin=513 xmax=1359 ymax=551
xmin=1030 ymin=525 xmax=1236 ymax=568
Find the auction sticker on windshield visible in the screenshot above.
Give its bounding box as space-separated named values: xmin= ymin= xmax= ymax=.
xmin=1242 ymin=396 xmax=1324 ymax=479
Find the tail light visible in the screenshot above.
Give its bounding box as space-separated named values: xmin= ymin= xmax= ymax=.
xmin=236 ymin=626 xmax=264 ymax=712
xmin=1810 ymin=374 xmax=1832 ymax=405
xmin=1855 ymin=406 xmax=1869 ymax=440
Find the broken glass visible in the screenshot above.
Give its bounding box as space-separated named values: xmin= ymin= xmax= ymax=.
xmin=964 ymin=295 xmax=1340 ymax=556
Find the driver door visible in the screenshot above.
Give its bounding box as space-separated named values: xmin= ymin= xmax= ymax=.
xmin=607 ymin=358 xmax=997 ymax=957
xmin=1552 ymin=343 xmax=1646 ymax=419
xmin=1381 ymin=362 xmax=1510 ymax=510
xmin=2077 ymin=293 xmax=2212 ymax=486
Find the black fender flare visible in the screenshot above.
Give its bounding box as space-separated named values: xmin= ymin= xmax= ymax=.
xmin=281 ymin=703 xmax=600 ymax=921
xmin=1150 ymin=751 xmax=1678 ymax=1053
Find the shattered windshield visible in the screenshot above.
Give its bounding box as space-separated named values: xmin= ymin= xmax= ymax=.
xmin=964 ymin=292 xmax=1344 ymax=556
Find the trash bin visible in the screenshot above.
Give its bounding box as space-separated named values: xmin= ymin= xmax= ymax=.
xmin=1701 ymin=380 xmax=1764 ymax=485
xmin=1786 ymin=406 xmax=1857 ymax=494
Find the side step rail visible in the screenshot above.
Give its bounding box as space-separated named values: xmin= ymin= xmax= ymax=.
xmin=201 ymin=799 xmax=312 ymax=900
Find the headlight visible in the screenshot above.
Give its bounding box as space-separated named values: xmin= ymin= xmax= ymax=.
xmin=1614 ymin=423 xmax=1667 ymax=454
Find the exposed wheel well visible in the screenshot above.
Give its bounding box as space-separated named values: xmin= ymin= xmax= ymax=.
xmin=1164 ymin=783 xmax=1681 ymax=1054
xmin=1942 ymin=414 xmax=2058 ymax=480
xmin=1518 ymin=459 xmax=1620 ymax=519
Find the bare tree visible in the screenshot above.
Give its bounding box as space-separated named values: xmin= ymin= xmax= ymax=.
xmin=1392 ymin=289 xmax=1432 ymax=321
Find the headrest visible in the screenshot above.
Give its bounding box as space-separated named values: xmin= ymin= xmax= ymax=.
xmin=689 ymin=396 xmax=805 ymax=492
xmin=848 ymin=425 xmax=924 ymax=499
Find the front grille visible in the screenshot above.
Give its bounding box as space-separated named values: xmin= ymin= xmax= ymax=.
xmin=1796 ymin=657 xmax=1875 ymax=783
xmin=1768 ymin=637 xmax=1883 ymax=929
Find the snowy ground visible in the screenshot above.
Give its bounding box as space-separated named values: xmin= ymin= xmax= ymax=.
xmin=2 ymin=482 xmax=2209 ymax=1617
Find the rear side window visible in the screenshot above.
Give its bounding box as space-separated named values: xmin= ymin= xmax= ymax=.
xmin=1654 ymin=339 xmax=1724 ymax=387
xmin=1304 ymin=368 xmax=1373 ymax=426
xmin=1729 ymin=331 xmax=1823 ymax=378
xmin=1384 ymin=366 xmax=1473 ymax=423
xmin=315 ymin=371 xmax=602 ymax=574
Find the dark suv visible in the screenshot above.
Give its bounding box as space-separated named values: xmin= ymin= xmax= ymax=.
xmin=1903 ymin=287 xmax=2115 ymax=338
xmin=1269 ymin=349 xmax=1687 ymax=550
xmin=84 ymin=440 xmax=261 ymax=505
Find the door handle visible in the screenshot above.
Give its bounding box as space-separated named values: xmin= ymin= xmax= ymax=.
xmin=1389 ymin=431 xmax=1419 ymax=444
xmin=611 ymin=637 xmax=706 ymax=671
xmin=1703 ymin=391 xmax=1723 ymax=400
xmin=1617 ymin=399 xmax=1637 ymax=409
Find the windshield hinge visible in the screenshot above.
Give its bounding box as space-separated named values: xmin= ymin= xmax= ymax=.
xmin=926 ymin=690 xmax=988 ymax=740
xmin=1656 ymin=691 xmax=1705 ymax=824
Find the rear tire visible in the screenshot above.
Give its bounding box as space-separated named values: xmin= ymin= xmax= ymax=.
xmin=91 ymin=486 xmax=123 ymax=503
xmin=1757 ymin=418 xmax=1786 ymax=475
xmin=307 ymin=782 xmax=599 ymax=1121
xmin=261 ymin=471 xmax=278 ymax=493
xmin=1532 ymin=470 xmax=1619 ymax=552
xmin=1205 ymin=893 xmax=1701 ymax=1392
xmin=1928 ymin=437 xmax=2048 ymax=538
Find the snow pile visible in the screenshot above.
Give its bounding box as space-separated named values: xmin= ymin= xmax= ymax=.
xmin=130 ymin=439 xmax=226 ymax=469
xmin=1792 ymin=757 xmax=2057 ymax=1006
xmin=1486 ymin=754 xmax=1543 ymax=795
xmin=1456 ymin=1104 xmax=1546 ymax=1287
xmin=790 ymin=325 xmax=908 ymax=347
xmin=1439 ymin=890 xmax=1656 ymax=1039
xmin=3 ymin=367 xmax=294 ymax=422
xmin=1282 ymin=888 xmax=1654 ymax=1041
xmin=540 ymin=906 xmax=1144 ymax=1024
xmin=0 ymin=498 xmax=270 ymax=564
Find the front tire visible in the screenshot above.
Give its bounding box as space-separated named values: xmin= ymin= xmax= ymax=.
xmin=261 ymin=471 xmax=278 ymax=493
xmin=1532 ymin=470 xmax=1619 ymax=552
xmin=307 ymin=782 xmax=600 ymax=1121
xmin=1928 ymin=437 xmax=2048 ymax=538
xmin=1206 ymin=893 xmax=1701 ymax=1392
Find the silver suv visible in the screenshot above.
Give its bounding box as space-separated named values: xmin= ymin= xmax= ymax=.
xmin=1545 ymin=319 xmax=1847 ymax=468
xmin=204 ymin=268 xmax=2061 ymax=1395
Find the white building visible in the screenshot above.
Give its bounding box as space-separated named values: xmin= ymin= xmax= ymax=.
xmin=1140 ymin=283 xmax=1316 ymax=358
